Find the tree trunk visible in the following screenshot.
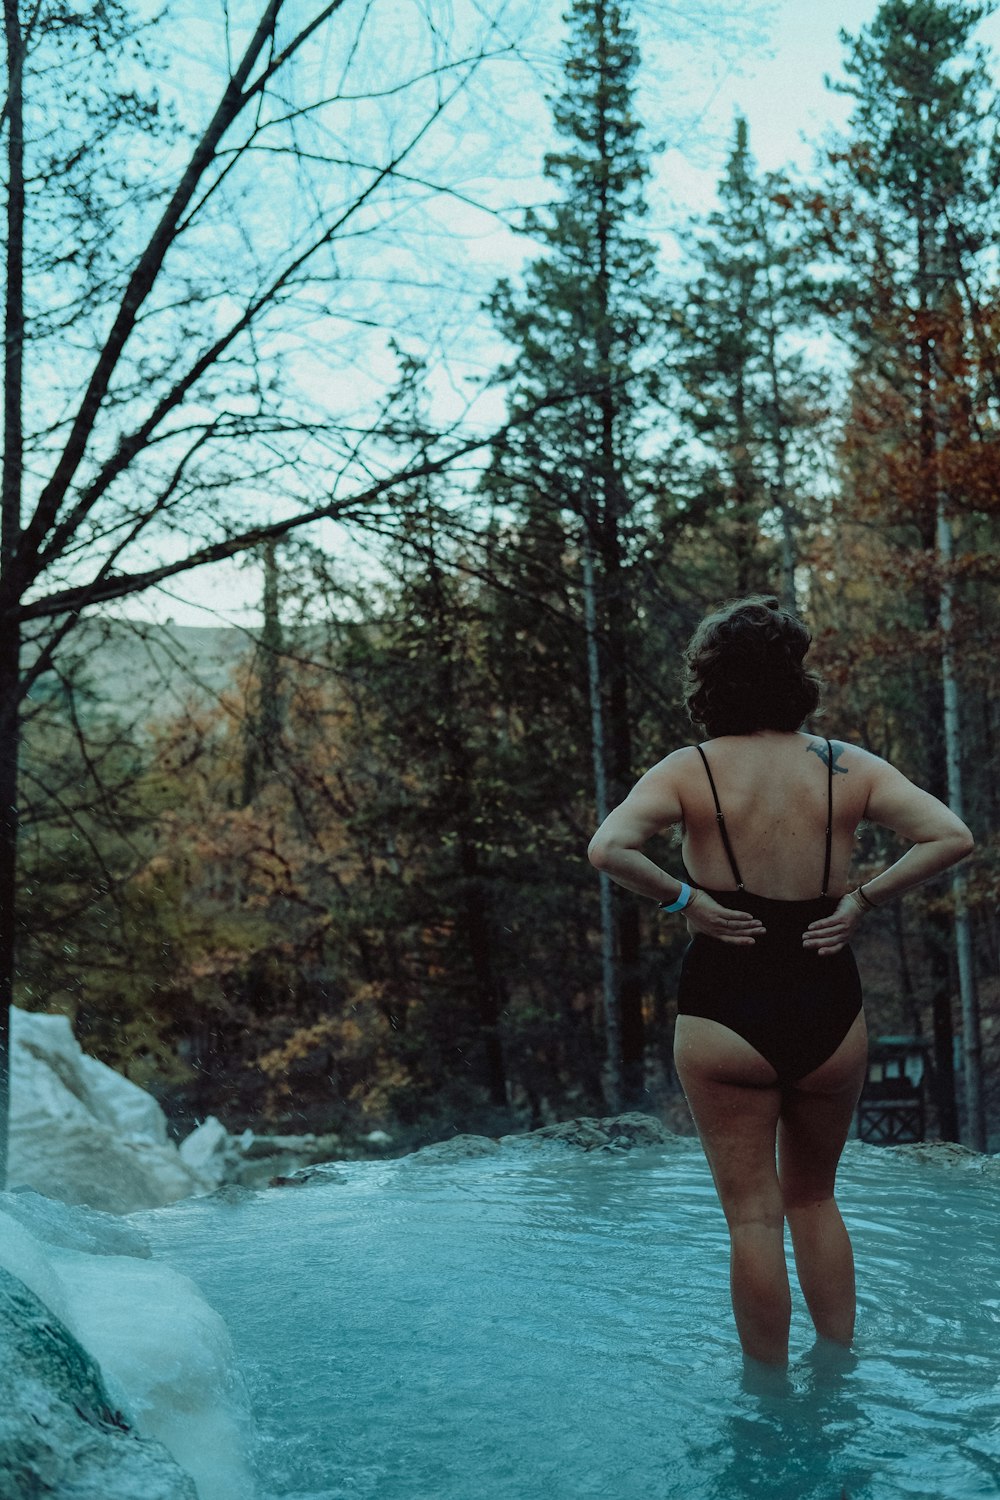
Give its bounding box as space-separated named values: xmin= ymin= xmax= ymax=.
xmin=601 ymin=522 xmax=644 ymax=1102
xmin=456 ymin=841 xmax=508 ymax=1109
xmin=890 ymin=902 xmax=921 ymax=1035
xmin=582 ymin=521 xmax=622 ymax=1113
xmin=0 ymin=0 xmax=26 ymax=1188
xmin=761 ymin=260 xmax=796 ymax=609
xmin=731 ymin=278 xmax=757 ymax=592
xmin=916 ymin=212 xmax=959 ymax=1139
xmin=0 ymin=624 xmax=20 ymax=1188
xmin=592 ymin=0 xmax=643 ymax=1104
xmin=424 ymin=542 xmax=508 ymax=1109
xmin=241 ymin=539 xmax=284 ymax=805
xmin=936 ymin=500 xmax=985 ymax=1148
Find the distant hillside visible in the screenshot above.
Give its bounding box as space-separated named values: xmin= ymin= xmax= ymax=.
xmin=26 ymin=619 xmax=255 ymax=728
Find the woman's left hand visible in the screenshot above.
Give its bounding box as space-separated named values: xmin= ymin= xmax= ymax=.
xmin=802 ymin=894 xmax=863 ymax=956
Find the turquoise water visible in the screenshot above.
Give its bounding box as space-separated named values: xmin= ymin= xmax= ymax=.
xmin=134 ymin=1138 xmax=1000 ymax=1500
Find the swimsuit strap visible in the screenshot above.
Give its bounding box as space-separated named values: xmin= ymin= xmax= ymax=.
xmin=695 ymin=745 xmax=745 ymax=891
xmin=822 ymin=737 xmax=834 ymax=898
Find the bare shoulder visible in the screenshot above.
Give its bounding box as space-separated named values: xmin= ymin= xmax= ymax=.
xmin=800 ymin=735 xmax=878 ymax=778
xmin=622 ymin=745 xmax=703 ymax=812
xmin=644 ymin=745 xmax=703 ymax=777
xmin=845 ymin=747 xmax=971 ymax=841
xmin=589 ymin=748 xmax=694 ymax=851
xmin=815 ymin=740 xmax=922 ymax=791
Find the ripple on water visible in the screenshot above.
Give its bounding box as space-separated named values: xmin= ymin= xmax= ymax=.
xmin=132 ymin=1140 xmax=1000 ymax=1500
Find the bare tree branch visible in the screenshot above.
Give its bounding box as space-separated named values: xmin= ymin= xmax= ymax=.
xmin=9 ymin=0 xmax=353 ymax=592
xmin=16 ymin=380 xmax=603 ymax=622
xmin=24 ymin=67 xmax=478 ymax=589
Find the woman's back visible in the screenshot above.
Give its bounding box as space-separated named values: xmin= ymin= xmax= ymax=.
xmin=677 ymin=731 xmax=872 ymax=902
xmin=588 ymin=593 xmax=974 ymax=1369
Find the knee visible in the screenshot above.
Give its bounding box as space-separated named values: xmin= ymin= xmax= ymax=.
xmin=782 ymin=1186 xmax=836 ymax=1215
xmin=723 ymin=1197 xmax=785 ymax=1236
xmin=715 ymin=1166 xmax=785 ymax=1229
xmin=780 ymin=1163 xmax=838 ymax=1212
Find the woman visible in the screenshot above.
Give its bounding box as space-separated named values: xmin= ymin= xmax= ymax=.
xmin=587 ymin=596 xmax=974 ymax=1369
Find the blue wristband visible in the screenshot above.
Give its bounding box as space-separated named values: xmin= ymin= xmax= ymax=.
xmin=660 ymin=882 xmax=692 ymax=913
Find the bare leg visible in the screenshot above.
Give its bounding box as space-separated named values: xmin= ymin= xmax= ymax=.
xmin=674 ymin=1015 xmax=788 ymax=1366
xmin=728 ymin=1214 xmax=791 ymax=1365
xmin=779 ymin=1011 xmax=868 ymax=1346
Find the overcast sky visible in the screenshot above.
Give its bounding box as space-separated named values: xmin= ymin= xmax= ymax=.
xmin=129 ymin=0 xmax=1000 ymax=628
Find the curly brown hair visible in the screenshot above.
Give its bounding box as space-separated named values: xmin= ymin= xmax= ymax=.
xmin=683 ymin=595 xmax=821 ymax=738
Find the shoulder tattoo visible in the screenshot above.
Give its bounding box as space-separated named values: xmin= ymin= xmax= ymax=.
xmin=807 ymin=740 xmax=849 ymax=774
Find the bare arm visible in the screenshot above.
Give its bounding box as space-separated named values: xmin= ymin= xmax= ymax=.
xmin=803 ymin=757 xmax=974 ymax=955
xmin=587 ymin=760 xmax=684 ymax=904
xmin=588 ymin=755 xmax=765 ymax=946
xmin=856 ymin=762 xmax=975 ymax=900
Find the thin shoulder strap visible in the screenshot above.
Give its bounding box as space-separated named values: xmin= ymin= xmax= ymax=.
xmin=695 ymin=745 xmax=745 ymax=891
xmin=822 ymin=738 xmax=834 ymax=898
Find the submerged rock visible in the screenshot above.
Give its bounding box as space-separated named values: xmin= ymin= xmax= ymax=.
xmin=0 ymin=1264 xmax=197 ymax=1500
xmin=405 ymin=1134 xmax=503 ymax=1165
xmin=220 ymin=1129 xmax=349 ymax=1189
xmin=201 ymin=1183 xmax=260 ymax=1206
xmin=270 ymin=1164 xmax=349 ymax=1189
xmin=505 ymin=1113 xmax=679 ymax=1153
xmin=398 ymin=1113 xmax=681 ymax=1165
xmin=881 ymin=1141 xmax=1000 ymax=1174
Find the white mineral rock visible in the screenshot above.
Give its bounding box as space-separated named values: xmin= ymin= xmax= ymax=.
xmin=178 ymin=1114 xmax=232 ymax=1187
xmin=0 ymin=1195 xmax=254 ymax=1500
xmin=9 ymin=1008 xmax=214 ymax=1214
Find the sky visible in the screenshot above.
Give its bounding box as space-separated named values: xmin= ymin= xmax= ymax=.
xmin=653 ymin=0 xmax=1000 ymax=221
xmin=682 ymin=0 xmax=878 ymax=179
xmin=130 ymin=0 xmax=1000 ymax=629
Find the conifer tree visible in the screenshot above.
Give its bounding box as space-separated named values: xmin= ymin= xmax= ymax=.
xmin=485 ymin=0 xmax=665 ymax=1103
xmin=816 ymin=0 xmax=1000 ymax=1143
xmin=242 ymin=541 xmax=285 ymax=807
xmin=670 ymin=118 xmax=822 ymax=607
xmin=338 ymin=356 xmax=514 ymax=1116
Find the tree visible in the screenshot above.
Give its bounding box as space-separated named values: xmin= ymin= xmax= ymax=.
xmin=0 ymin=0 xmax=561 ymax=1182
xmin=241 ymin=540 xmax=285 ymax=807
xmin=669 ymin=117 xmax=826 ymax=608
xmin=485 ymin=0 xmax=666 ymax=1104
xmin=811 ymin=0 xmax=1000 ymax=1143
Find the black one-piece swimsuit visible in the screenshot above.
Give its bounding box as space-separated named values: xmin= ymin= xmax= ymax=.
xmin=676 ymin=740 xmax=863 ymax=1086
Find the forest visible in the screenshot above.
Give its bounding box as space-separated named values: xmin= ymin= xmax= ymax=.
xmin=3 ymin=0 xmax=999 ymax=1160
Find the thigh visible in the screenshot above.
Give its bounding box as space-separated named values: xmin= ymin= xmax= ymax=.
xmin=674 ymin=1016 xmax=783 ymax=1223
xmin=778 ymin=1011 xmax=868 ymax=1205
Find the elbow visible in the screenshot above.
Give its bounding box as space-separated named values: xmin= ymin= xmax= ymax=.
xmin=589 ymin=833 xmax=637 ymax=873
xmin=588 ymin=834 xmax=611 ymax=870
xmin=588 ymin=830 xmax=626 ymax=871
xmin=935 ymin=821 xmax=975 ymax=865
xmin=954 ymin=823 xmax=976 ymax=863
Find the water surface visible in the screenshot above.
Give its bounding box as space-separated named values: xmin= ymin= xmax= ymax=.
xmin=134 ymin=1138 xmax=1000 ymax=1500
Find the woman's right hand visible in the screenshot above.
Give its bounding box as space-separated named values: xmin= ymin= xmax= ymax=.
xmin=684 ymin=890 xmax=766 ymax=945
xmin=802 ymin=893 xmax=864 ymax=956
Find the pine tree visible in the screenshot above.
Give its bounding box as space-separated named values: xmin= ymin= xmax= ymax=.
xmin=670 ymin=117 xmax=823 ymax=607
xmin=485 ymin=0 xmax=665 ymax=1104
xmin=815 ymin=0 xmax=1000 ymax=1143
xmin=241 ymin=541 xmax=286 ymax=807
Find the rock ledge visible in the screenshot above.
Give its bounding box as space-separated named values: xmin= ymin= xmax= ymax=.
xmin=505 ymin=1112 xmax=680 ymax=1153
xmin=0 ymin=1265 xmax=196 ymax=1500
